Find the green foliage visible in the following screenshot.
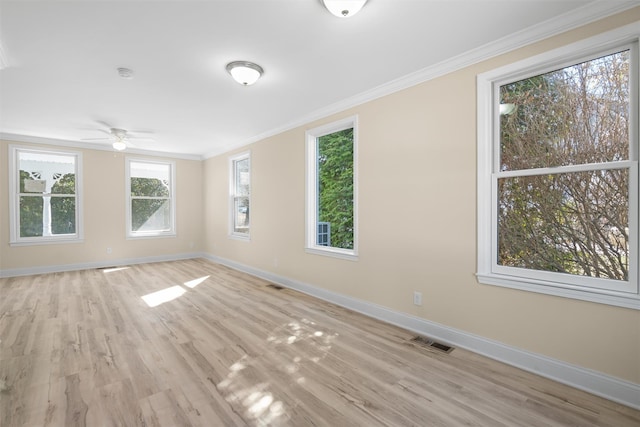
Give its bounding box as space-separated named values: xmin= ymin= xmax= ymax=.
xmin=318 ymin=128 xmax=354 ymax=250
xmin=131 ymin=177 xmax=170 ymax=197
xmin=19 ymin=171 xmax=77 ymax=237
xmin=131 ymin=177 xmax=170 ymax=231
xmin=19 ymin=171 xmax=43 ymax=237
xmin=51 ymin=173 xmax=76 ymax=234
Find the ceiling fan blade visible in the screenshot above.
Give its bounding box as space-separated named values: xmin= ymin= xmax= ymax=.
xmin=95 ymin=120 xmax=114 ymax=130
xmin=79 ymin=127 xmax=111 ymax=135
xmin=81 ymin=137 xmax=111 ymax=141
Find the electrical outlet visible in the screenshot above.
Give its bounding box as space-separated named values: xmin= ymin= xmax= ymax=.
xmin=413 ymin=291 xmax=422 ymax=306
xmin=106 ymin=247 xmax=112 ymax=254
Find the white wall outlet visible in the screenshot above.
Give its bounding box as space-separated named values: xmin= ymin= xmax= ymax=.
xmin=413 ymin=291 xmax=422 ymax=306
xmin=106 ymin=247 xmax=112 ymax=254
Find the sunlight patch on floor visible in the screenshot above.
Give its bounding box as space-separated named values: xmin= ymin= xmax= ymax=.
xmin=141 ymin=285 xmax=186 ymax=307
xmin=140 ymin=275 xmax=213 ymax=307
xmin=214 ymin=316 xmax=341 ymax=425
xmin=102 ymin=267 xmax=130 ymax=273
xmin=183 ymin=275 xmax=210 ymax=289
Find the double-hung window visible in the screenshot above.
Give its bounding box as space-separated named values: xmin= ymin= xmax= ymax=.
xmin=305 ymin=116 xmax=358 ymax=260
xmin=126 ymin=158 xmax=176 ymax=238
xmin=477 ymin=27 xmax=639 ymax=309
xmin=9 ymin=146 xmax=83 ymax=245
xmin=229 ymin=151 xmax=250 ymax=239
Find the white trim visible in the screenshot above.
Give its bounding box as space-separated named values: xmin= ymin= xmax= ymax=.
xmin=125 ymin=157 xmax=177 ymax=239
xmin=477 ymin=24 xmax=640 ymax=309
xmin=305 ymin=116 xmax=358 ymax=259
xmin=204 ymin=253 xmax=640 ymax=411
xmin=0 ymin=252 xmax=202 ymax=278
xmin=203 ymin=2 xmax=640 ymax=159
xmin=228 ymin=150 xmax=251 ymax=241
xmin=1 ymin=133 xmax=203 ymax=161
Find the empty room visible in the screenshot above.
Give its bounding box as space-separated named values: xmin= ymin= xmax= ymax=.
xmin=1 ymin=1 xmax=639 ymax=426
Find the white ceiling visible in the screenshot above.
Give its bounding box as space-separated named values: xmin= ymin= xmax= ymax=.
xmin=0 ymin=1 xmax=636 ymax=159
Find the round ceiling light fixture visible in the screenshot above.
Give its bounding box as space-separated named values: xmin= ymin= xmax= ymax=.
xmin=112 ymin=141 xmax=127 ymax=151
xmin=322 ymin=0 xmax=368 ymax=18
xmin=117 ymin=67 xmax=134 ymax=79
xmin=226 ymin=61 xmax=264 ymax=86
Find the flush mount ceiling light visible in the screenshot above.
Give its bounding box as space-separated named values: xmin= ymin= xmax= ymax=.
xmin=322 ymin=0 xmax=368 ymax=18
xmin=112 ymin=140 xmax=127 ymax=151
xmin=117 ymin=67 xmax=134 ymax=79
xmin=226 ymin=61 xmax=264 ymax=86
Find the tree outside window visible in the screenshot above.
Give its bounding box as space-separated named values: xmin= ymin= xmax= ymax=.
xmin=477 ymin=34 xmax=639 ymax=308
xmin=127 ymin=159 xmax=175 ymax=237
xmin=306 ymin=117 xmax=358 ymax=260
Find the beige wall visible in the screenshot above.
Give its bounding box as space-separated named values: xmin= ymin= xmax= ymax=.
xmin=203 ymin=10 xmax=640 ymax=384
xmin=0 ymin=140 xmax=204 ymax=271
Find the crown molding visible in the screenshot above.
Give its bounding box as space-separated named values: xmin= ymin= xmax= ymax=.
xmin=0 ymin=133 xmax=203 ymax=161
xmin=204 ymin=1 xmax=640 ymax=159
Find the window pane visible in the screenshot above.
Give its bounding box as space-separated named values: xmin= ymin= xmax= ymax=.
xmin=131 ymin=177 xmax=170 ymax=197
xmin=131 ymin=199 xmax=171 ymax=232
xmin=498 ymin=169 xmax=629 ymax=281
xmin=235 ymin=158 xmax=250 ymax=197
xmin=19 ymin=196 xmax=43 ymax=237
xmin=318 ymin=128 xmax=354 ymax=250
xmin=18 ymin=152 xmax=76 ymax=193
xmin=233 ymin=196 xmax=249 ymax=234
xmin=500 ymin=50 xmax=629 ymax=171
xmin=130 ymin=162 xmax=170 ymax=197
xmin=51 ymin=197 xmax=76 ymax=234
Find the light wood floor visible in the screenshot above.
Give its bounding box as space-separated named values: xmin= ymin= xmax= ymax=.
xmin=1 ymin=259 xmax=638 ymax=426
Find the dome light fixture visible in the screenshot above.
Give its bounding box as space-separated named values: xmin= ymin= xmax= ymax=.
xmin=226 ymin=61 xmax=264 ymax=86
xmin=112 ymin=141 xmax=127 ymax=151
xmin=322 ymin=0 xmax=367 ymax=18
xmin=117 ymin=67 xmax=134 ymax=79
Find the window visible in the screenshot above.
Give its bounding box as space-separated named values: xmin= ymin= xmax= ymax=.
xmin=477 ymin=30 xmax=639 ymax=309
xmin=229 ymin=151 xmax=250 ymax=239
xmin=9 ymin=146 xmax=83 ymax=245
xmin=126 ymin=158 xmax=175 ymax=238
xmin=306 ymin=116 xmax=358 ymax=260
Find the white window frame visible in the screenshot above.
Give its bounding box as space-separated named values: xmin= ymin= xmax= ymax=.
xmin=477 ymin=23 xmax=640 ymax=310
xmin=9 ymin=145 xmax=83 ymax=246
xmin=305 ymin=116 xmax=358 ymax=261
xmin=229 ymin=150 xmax=251 ymax=241
xmin=125 ymin=157 xmax=176 ymax=239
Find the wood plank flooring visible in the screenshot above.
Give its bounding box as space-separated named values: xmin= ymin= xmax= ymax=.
xmin=0 ymin=258 xmax=638 ymax=426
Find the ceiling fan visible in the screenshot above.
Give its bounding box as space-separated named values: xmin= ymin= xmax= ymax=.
xmin=82 ymin=123 xmax=154 ymax=151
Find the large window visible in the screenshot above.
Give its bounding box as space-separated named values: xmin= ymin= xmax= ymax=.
xmin=126 ymin=158 xmax=176 ymax=238
xmin=229 ymin=151 xmax=250 ymax=239
xmin=9 ymin=146 xmax=82 ymax=245
xmin=477 ymin=29 xmax=639 ymax=309
xmin=305 ymin=116 xmax=358 ymax=260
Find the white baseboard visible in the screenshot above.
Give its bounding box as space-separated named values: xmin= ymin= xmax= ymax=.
xmin=205 ymin=253 xmax=640 ymax=411
xmin=0 ymin=252 xmax=203 ymax=278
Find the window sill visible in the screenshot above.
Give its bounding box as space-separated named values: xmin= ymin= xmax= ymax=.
xmin=477 ymin=272 xmax=640 ymax=310
xmin=305 ymin=247 xmax=358 ymax=261
xmin=126 ymin=233 xmax=176 ymax=240
xmin=229 ymin=233 xmax=250 ymax=242
xmin=10 ymin=237 xmax=84 ymax=247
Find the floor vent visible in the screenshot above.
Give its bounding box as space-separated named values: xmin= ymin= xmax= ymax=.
xmin=266 ymin=284 xmax=284 ymax=290
xmin=410 ymin=336 xmax=454 ymax=353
